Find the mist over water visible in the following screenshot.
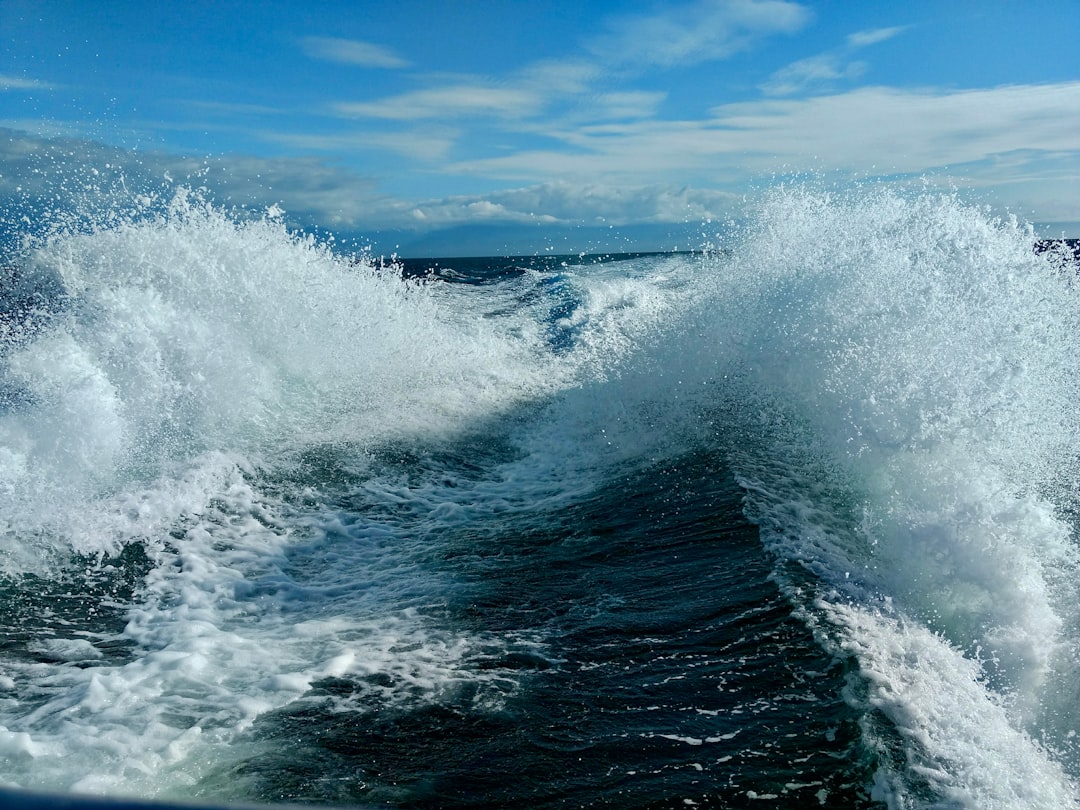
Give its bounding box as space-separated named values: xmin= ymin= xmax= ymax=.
xmin=1 ymin=184 xmax=1079 ymax=808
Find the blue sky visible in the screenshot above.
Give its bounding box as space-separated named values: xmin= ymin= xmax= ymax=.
xmin=1 ymin=0 xmax=1078 ymax=255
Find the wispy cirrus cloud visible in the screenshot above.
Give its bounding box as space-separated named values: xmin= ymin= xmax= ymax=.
xmin=180 ymin=99 xmax=290 ymax=117
xmin=265 ymin=128 xmax=458 ymax=161
xmin=517 ymin=59 xmax=600 ymax=95
xmin=0 ymin=74 xmax=57 ymax=91
xmin=318 ymin=0 xmax=813 ymax=157
xmin=762 ymin=23 xmax=909 ymax=96
xmin=187 ymin=81 xmax=1080 ymax=232
xmin=585 ymin=0 xmax=811 ymax=69
xmin=334 ymin=85 xmax=544 ymax=120
xmin=589 ymin=91 xmax=668 ymax=121
xmin=439 ymin=82 xmax=1080 ymax=186
xmin=761 ymin=54 xmax=867 ymax=96
xmin=847 ymin=26 xmax=909 ymax=48
xmin=299 ymin=36 xmax=410 ymax=69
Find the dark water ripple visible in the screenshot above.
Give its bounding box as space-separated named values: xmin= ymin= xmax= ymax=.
xmin=236 ymin=452 xmax=881 ymax=808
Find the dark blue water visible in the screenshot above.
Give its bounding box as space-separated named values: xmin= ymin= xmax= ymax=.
xmin=222 ymin=449 xmax=873 ymax=808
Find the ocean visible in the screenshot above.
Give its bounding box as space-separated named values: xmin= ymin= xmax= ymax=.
xmin=1 ymin=185 xmax=1079 ymax=809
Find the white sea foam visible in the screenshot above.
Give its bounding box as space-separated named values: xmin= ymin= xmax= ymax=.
xmin=689 ymin=187 xmax=1080 ymax=805
xmin=1 ymin=191 xmax=563 ymax=562
xmin=0 ymin=451 xmax=535 ymax=798
xmin=0 ymin=193 xmax=571 ymax=796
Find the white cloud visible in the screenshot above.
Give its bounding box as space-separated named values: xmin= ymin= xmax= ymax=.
xmin=263 ymin=129 xmax=458 ymax=161
xmin=763 ymin=22 xmax=908 ymax=96
xmin=712 ymin=83 xmax=1080 ymax=172
xmin=408 ymin=181 xmax=738 ymax=227
xmin=0 ymin=118 xmax=88 ymax=139
xmin=299 ymin=36 xmax=410 ymax=69
xmin=924 ymin=150 xmax=1080 ymax=222
xmin=318 ymin=1 xmax=809 ymax=149
xmin=0 ymin=129 xmax=691 ymax=233
xmin=4 ymin=76 xmax=1077 ymax=241
xmin=334 ymin=84 xmax=544 ymax=120
xmin=586 ymin=0 xmax=811 ymax=69
xmin=0 ymin=75 xmax=56 ymax=91
xmin=760 ymin=54 xmax=866 ymax=96
xmin=590 ymin=91 xmax=668 ymax=120
xmin=0 ymin=128 xmax=398 ymax=230
xmin=517 ymin=59 xmax=601 ymax=95
xmin=438 ymin=82 xmax=1080 ymax=213
xmin=847 ymin=26 xmax=909 ymax=48
xmin=0 ymin=127 xmax=741 ymax=233
xmin=411 ymin=198 xmax=558 ymax=225
xmin=322 ymin=0 xmax=808 ymax=141
xmin=181 ymin=99 xmax=290 ymax=117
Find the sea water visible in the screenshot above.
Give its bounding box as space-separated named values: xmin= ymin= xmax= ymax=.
xmin=0 ymin=184 xmax=1078 ymax=808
